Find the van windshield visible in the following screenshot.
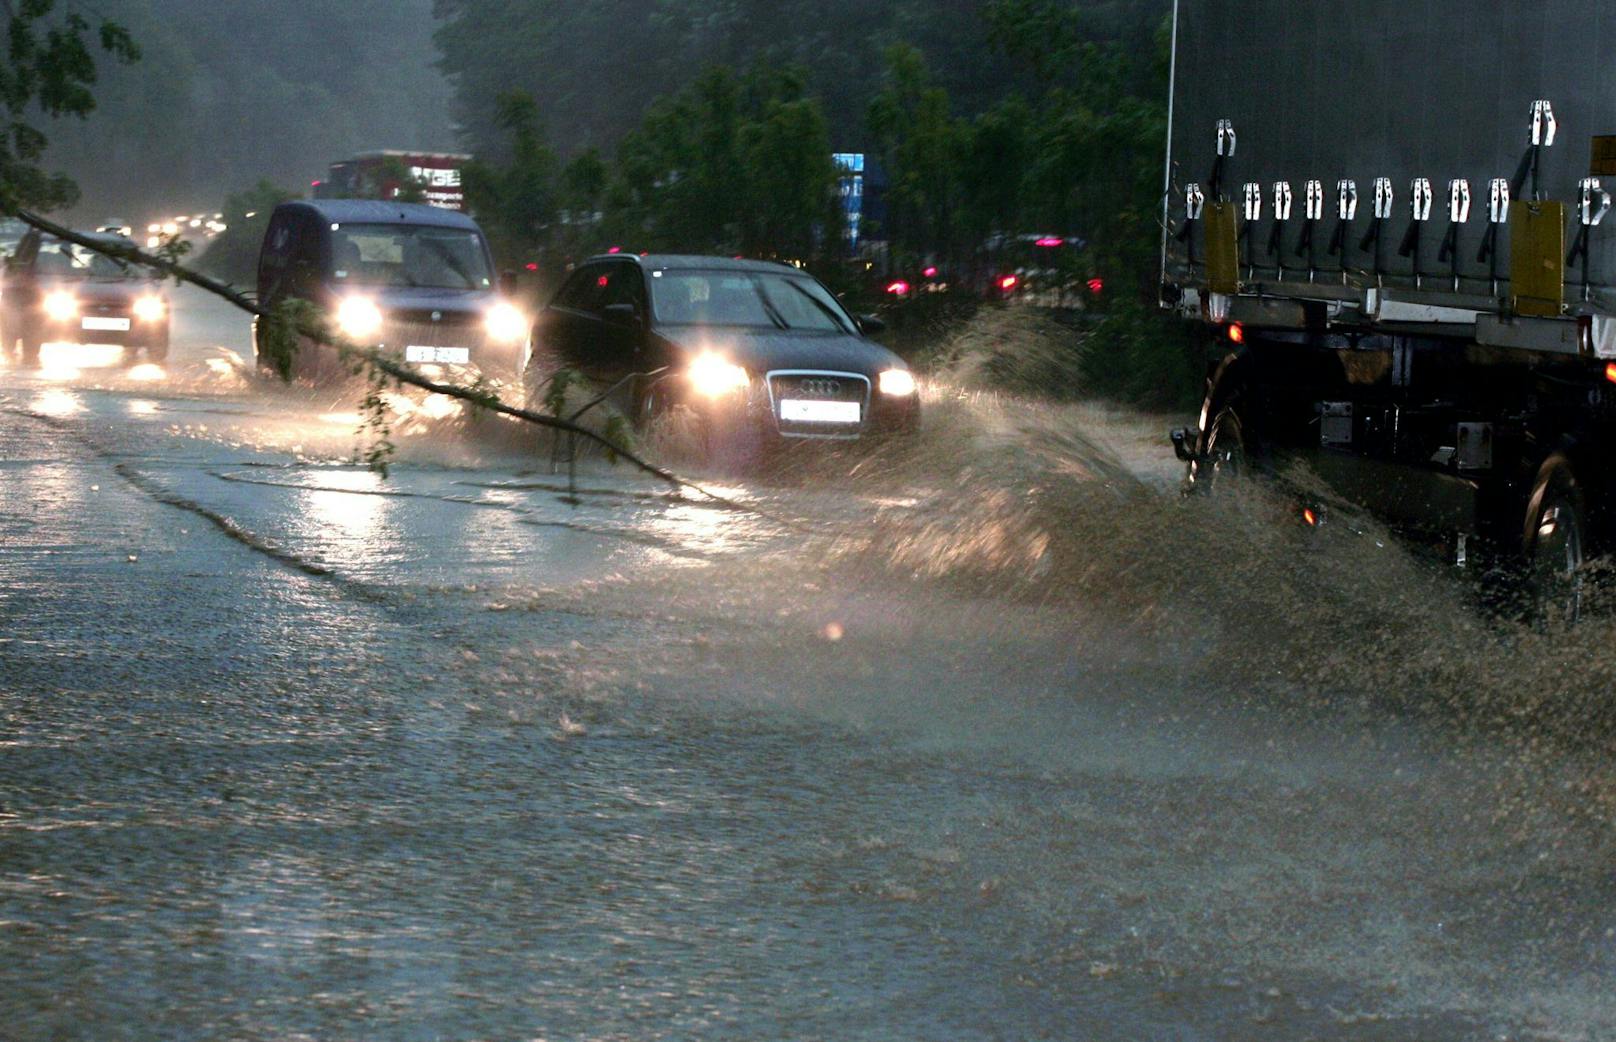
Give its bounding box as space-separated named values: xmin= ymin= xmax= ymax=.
xmin=330 ymin=224 xmax=492 ymax=291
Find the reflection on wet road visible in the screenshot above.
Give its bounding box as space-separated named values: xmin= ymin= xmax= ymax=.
xmin=3 ymin=286 xmax=1616 ymax=1040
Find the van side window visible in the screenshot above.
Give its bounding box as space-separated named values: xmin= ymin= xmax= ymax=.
xmin=258 ymin=213 xmax=297 ymax=300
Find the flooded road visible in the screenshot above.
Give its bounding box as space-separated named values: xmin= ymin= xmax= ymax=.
xmin=4 ymin=287 xmax=1616 ymax=1040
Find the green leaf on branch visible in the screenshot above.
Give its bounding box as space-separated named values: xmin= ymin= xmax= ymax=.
xmin=256 ymin=298 xmax=322 ymax=382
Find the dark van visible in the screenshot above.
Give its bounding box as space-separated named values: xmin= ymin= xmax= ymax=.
xmin=252 ymin=200 xmax=528 ymax=380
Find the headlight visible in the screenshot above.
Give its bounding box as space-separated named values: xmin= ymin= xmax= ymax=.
xmin=485 ymin=302 xmax=527 ymax=342
xmin=335 ymin=297 xmax=384 ymax=341
xmin=878 ymin=368 xmax=917 ymax=397
xmin=43 ymin=291 xmax=79 ymax=322
xmin=688 ymin=352 xmax=749 ymax=396
xmin=133 ymin=295 xmax=166 ymax=323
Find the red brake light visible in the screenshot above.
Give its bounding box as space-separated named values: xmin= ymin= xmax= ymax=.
xmin=525 ymin=262 xmax=539 ymax=272
xmin=1303 ymin=508 xmax=1318 ymax=527
xmin=1605 ymin=362 xmax=1616 ymax=384
xmin=923 ymin=266 xmax=938 ymax=278
xmin=597 ymin=276 xmax=610 ymax=288
xmin=607 ymin=246 xmax=622 ymax=255
xmin=1035 ymin=237 xmax=1063 ymax=248
xmin=1087 ymin=278 xmax=1104 ymax=295
xmin=1228 ymin=322 xmax=1245 ymax=344
xmin=999 ymin=275 xmax=1019 ymax=292
xmin=886 ymin=280 xmax=911 ymax=297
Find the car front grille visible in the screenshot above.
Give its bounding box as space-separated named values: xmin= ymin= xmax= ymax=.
xmin=767 ymin=370 xmax=871 ymax=438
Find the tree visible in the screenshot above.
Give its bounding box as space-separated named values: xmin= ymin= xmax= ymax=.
xmin=868 ymin=45 xmax=965 ymax=266
xmin=1 ymin=1 xmax=139 ymax=213
xmin=462 ymin=91 xmax=558 ymax=265
xmin=196 ymin=180 xmax=301 ymax=286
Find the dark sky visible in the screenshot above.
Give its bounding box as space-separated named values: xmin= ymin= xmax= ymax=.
xmin=48 ymin=0 xmax=453 ymax=223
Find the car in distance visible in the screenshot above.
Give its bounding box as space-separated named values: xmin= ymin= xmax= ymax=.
xmin=0 ymin=228 xmax=170 ymax=367
xmin=252 ymin=200 xmax=528 ymax=380
xmin=522 ymin=254 xmax=919 ymax=444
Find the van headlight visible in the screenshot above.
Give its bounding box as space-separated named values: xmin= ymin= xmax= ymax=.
xmin=43 ymin=291 xmax=79 ymax=322
xmin=878 ymin=368 xmax=917 ymax=397
xmin=133 ymin=295 xmax=166 ymax=323
xmin=485 ymin=302 xmax=527 ymax=342
xmin=689 ymin=352 xmax=749 ymax=396
xmin=335 ymin=297 xmax=384 ymax=341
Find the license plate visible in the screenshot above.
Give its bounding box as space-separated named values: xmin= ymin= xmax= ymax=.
xmin=780 ymin=399 xmax=861 ymax=424
xmin=82 ymin=316 xmax=131 ymax=332
xmin=405 ymin=346 xmax=470 ymax=364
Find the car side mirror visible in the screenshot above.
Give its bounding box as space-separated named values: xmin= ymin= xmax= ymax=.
xmin=602 ymin=302 xmax=642 ymax=328
xmin=858 ymin=313 xmax=887 ymax=335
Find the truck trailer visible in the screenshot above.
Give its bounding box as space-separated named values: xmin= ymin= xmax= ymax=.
xmin=1163 ymin=0 xmax=1616 ymax=619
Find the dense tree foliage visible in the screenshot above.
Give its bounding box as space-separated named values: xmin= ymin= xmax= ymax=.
xmin=433 ymin=0 xmax=1028 ymax=160
xmin=40 ymin=0 xmax=451 ymax=221
xmin=1 ymin=1 xmax=139 ymax=212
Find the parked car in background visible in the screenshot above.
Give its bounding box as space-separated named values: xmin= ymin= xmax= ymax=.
xmin=0 ymin=228 xmax=169 ymax=367
xmin=252 ymin=199 xmax=528 ymax=381
xmin=522 ymin=254 xmax=919 ymax=447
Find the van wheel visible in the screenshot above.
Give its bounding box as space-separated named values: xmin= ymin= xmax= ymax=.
xmin=1522 ymin=455 xmax=1587 ymax=625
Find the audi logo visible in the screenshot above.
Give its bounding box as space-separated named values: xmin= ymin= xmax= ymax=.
xmin=799 ymin=378 xmax=844 ymax=398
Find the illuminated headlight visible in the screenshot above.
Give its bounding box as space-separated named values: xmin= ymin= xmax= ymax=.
xmin=878 ymin=368 xmax=917 ymax=397
xmin=335 ymin=297 xmax=384 ymax=341
xmin=44 ymin=291 xmax=79 ymax=322
xmin=688 ymin=353 xmax=749 ymax=396
xmin=133 ymin=295 xmax=166 ymax=323
xmin=485 ymin=302 xmax=527 ymax=342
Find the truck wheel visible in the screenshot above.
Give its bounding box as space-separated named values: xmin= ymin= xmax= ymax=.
xmin=1194 ymin=403 xmax=1251 ymax=494
xmin=19 ymin=338 xmax=40 ymax=368
xmin=1522 ymin=456 xmax=1587 ymax=625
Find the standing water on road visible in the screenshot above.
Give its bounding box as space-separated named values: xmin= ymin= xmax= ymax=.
xmin=5 ymin=292 xmax=1616 ymax=1040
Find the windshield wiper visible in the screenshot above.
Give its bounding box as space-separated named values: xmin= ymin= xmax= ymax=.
xmin=422 ymin=237 xmax=478 ymax=290
xmin=749 ymin=276 xmax=791 ymax=329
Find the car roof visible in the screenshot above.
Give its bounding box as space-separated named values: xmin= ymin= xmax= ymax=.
xmin=278 ymin=199 xmax=482 ymax=231
xmin=585 ymin=253 xmax=803 ymax=275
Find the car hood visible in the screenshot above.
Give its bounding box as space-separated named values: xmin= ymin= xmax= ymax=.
xmin=39 ymin=277 xmax=162 ymax=304
xmin=346 ymin=285 xmax=496 ymax=316
xmin=656 ymin=326 xmax=907 ymax=376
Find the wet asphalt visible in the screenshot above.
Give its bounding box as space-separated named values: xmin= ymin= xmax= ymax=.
xmin=2 ymin=287 xmax=1614 ymax=1041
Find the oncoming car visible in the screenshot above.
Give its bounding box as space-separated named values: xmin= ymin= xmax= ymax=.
xmin=253 ymin=200 xmax=528 ymax=380
xmin=523 ymin=255 xmax=919 ymax=446
xmin=0 ymin=229 xmax=170 ymax=367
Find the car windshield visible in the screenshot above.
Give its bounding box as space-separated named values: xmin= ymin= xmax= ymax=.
xmin=34 ymin=238 xmax=134 ymax=279
xmin=652 ymin=270 xmax=856 ymax=332
xmin=330 ymin=223 xmax=492 ymax=291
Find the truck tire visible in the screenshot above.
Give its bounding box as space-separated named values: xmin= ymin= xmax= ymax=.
xmin=1522 ymin=455 xmax=1587 ymax=625
xmin=1193 ymin=402 xmax=1252 ymax=494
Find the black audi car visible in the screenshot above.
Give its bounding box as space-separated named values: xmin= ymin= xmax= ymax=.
xmin=522 ymin=254 xmax=919 ymax=442
xmin=253 ymin=200 xmax=529 ymax=380
xmin=1 ymin=229 xmax=170 ymax=366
